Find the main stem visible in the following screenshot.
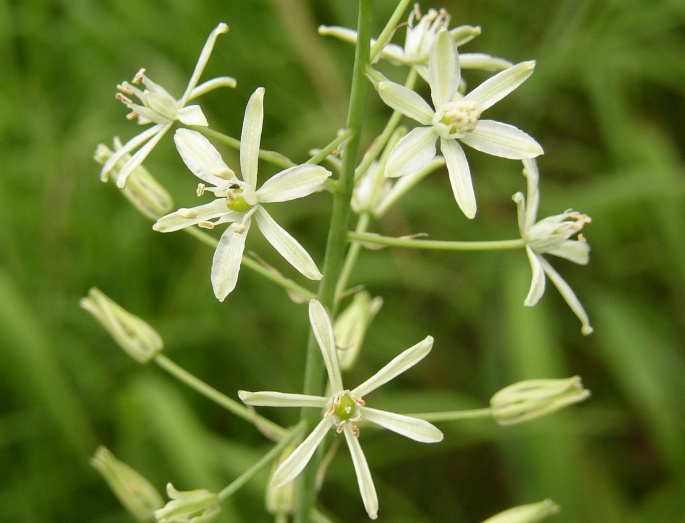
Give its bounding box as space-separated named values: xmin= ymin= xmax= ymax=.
xmin=295 ymin=1 xmax=372 ymax=520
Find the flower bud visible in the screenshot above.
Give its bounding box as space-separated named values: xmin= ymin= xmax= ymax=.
xmin=482 ymin=499 xmax=560 ymax=523
xmin=333 ymin=291 xmax=383 ymax=370
xmin=490 ymin=376 xmax=590 ymax=426
xmin=265 ymin=444 xmax=297 ymax=516
xmin=95 ymin=139 xmax=174 ymax=220
xmin=90 ymin=446 xmax=163 ymax=522
xmin=155 ymin=483 xmax=220 ymax=523
xmin=80 ymin=287 xmax=163 ymax=364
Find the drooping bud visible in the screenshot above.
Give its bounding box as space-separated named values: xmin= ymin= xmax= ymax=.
xmin=90 ymin=446 xmax=163 ymax=522
xmin=80 ymin=288 xmax=163 ymax=364
xmin=482 ymin=499 xmax=560 ymax=523
xmin=95 ymin=139 xmax=174 ymax=220
xmin=155 ymin=483 xmax=220 ymax=523
xmin=490 ymin=376 xmax=590 ymax=426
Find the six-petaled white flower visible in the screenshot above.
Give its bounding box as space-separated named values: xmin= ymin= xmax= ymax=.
xmin=239 ymin=300 xmax=443 ymax=520
xmin=370 ymin=29 xmax=543 ymax=219
xmin=101 ymin=23 xmax=236 ymax=188
xmin=153 ymin=88 xmax=331 ymax=301
xmin=514 ymin=159 xmax=593 ymax=335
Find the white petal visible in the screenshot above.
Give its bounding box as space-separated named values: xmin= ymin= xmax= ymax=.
xmin=377 ymin=82 xmax=434 ymax=125
xmin=254 ymin=207 xmax=322 ymax=280
xmin=101 ymin=125 xmax=162 ymax=181
xmin=211 ymin=217 xmax=251 ymax=301
xmin=257 ymin=164 xmax=331 ymax=203
xmin=523 ymin=247 xmax=546 ymax=307
xmin=179 ymin=22 xmax=229 ymax=105
xmin=174 ymin=129 xmax=234 ymax=186
xmin=440 ymin=138 xmax=476 ymax=219
xmin=241 ymin=87 xmax=264 ymax=188
xmin=343 ymin=424 xmax=378 ymax=520
xmin=153 ymin=199 xmax=235 ymax=232
xmin=188 ymin=76 xmax=237 ymax=100
xmin=460 ymin=120 xmax=543 ymax=159
xmin=116 ymin=123 xmax=172 ymax=188
xmin=522 ymin=159 xmax=540 ymax=230
xmin=352 ymin=336 xmax=433 ymax=398
xmin=539 ymin=256 xmax=593 ymax=335
xmin=458 ymin=53 xmax=512 ymax=71
xmin=308 ymin=300 xmax=344 ymax=392
xmin=386 ymin=127 xmax=437 ymax=178
xmin=548 ymin=240 xmax=590 ymax=265
xmin=361 ymin=407 xmax=443 ymax=443
xmin=429 ymin=29 xmax=460 ymax=109
xmin=463 ymin=60 xmax=535 ymax=111
xmin=271 ymin=417 xmax=333 ymax=487
xmin=237 ymin=391 xmax=327 ymax=408
xmin=175 ymin=104 xmax=208 ymax=126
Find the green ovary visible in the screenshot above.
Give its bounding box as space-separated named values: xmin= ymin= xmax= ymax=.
xmin=226 ymin=195 xmax=252 ymax=213
xmin=333 ymin=394 xmax=358 ymax=421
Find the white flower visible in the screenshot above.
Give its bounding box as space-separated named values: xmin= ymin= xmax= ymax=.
xmin=239 ymin=300 xmax=443 ymax=520
xmin=101 ymin=23 xmax=236 ymax=188
xmin=514 ymin=159 xmax=593 ymax=335
xmin=371 ymin=29 xmax=543 ymax=219
xmin=319 ymin=4 xmax=511 ymax=80
xmin=153 ymin=88 xmax=331 ymax=301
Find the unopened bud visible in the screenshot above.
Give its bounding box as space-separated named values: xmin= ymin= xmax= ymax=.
xmin=90 ymin=446 xmax=163 ymax=522
xmin=265 ymin=444 xmax=297 ymax=516
xmin=482 ymin=499 xmax=560 ymax=523
xmin=334 ymin=291 xmax=383 ymax=370
xmin=490 ymin=376 xmax=590 ymax=426
xmin=80 ymin=287 xmax=163 ymax=364
xmin=95 ymin=139 xmax=173 ymax=220
xmin=155 ymin=483 xmax=220 ymax=523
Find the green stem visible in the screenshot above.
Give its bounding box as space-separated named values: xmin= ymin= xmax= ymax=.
xmin=369 ymin=0 xmax=415 ymax=62
xmin=307 ymin=128 xmax=353 ymax=166
xmin=154 ymin=354 xmax=287 ymax=438
xmin=182 ymin=227 xmax=316 ymax=300
xmin=408 ymin=408 xmax=493 ymax=423
xmin=218 ymin=421 xmax=306 ymax=501
xmin=348 ymin=231 xmax=526 ymax=251
xmin=295 ymin=1 xmax=373 ymax=521
xmin=334 ymin=212 xmax=370 ymax=299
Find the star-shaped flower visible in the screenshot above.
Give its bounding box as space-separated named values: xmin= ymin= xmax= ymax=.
xmin=153 ymin=88 xmax=331 ymax=301
xmin=371 ymin=29 xmax=543 ymax=219
xmin=239 ymin=300 xmax=443 ymax=520
xmin=514 ymin=159 xmax=593 ymax=335
xmin=101 ymin=23 xmax=236 ymax=188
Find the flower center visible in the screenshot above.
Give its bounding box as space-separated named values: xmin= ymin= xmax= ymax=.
xmin=333 ymin=394 xmax=359 ymax=422
xmin=226 ymin=184 xmax=253 ymax=213
xmin=442 ymin=100 xmax=482 ymax=134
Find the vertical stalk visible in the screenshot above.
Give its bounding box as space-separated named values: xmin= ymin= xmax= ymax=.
xmin=294 ymin=1 xmax=373 ymax=520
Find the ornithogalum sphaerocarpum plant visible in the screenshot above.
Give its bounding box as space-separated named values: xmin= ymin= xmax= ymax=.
xmin=85 ymin=2 xmax=594 ymax=521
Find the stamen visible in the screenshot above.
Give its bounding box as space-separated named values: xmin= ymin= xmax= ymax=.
xmin=115 ymin=93 xmax=133 ymax=105
xmin=198 ymin=221 xmax=215 ymax=230
xmin=132 ymin=68 xmax=146 ymax=84
xmin=196 ymin=183 xmax=205 ymax=197
xmin=231 ymin=223 xmax=247 ymax=234
xmin=351 ymin=425 xmax=360 ymax=438
xmin=116 ymin=84 xmax=134 ymax=95
xmin=126 ymin=111 xmax=139 ymax=121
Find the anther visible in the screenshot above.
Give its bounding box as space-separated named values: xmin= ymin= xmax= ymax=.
xmin=180 ymin=208 xmax=199 ymax=219
xmin=198 ymin=221 xmax=215 ymax=230
xmin=115 ymin=93 xmax=133 ymax=105
xmin=196 ymin=183 xmax=205 ymax=197
xmin=133 ymin=68 xmax=146 ymax=84
xmin=212 ymin=168 xmax=235 ymax=180
xmin=231 ymin=223 xmax=247 ymax=234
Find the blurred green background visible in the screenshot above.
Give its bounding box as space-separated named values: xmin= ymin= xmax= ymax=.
xmin=2 ymin=0 xmax=684 ymax=521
